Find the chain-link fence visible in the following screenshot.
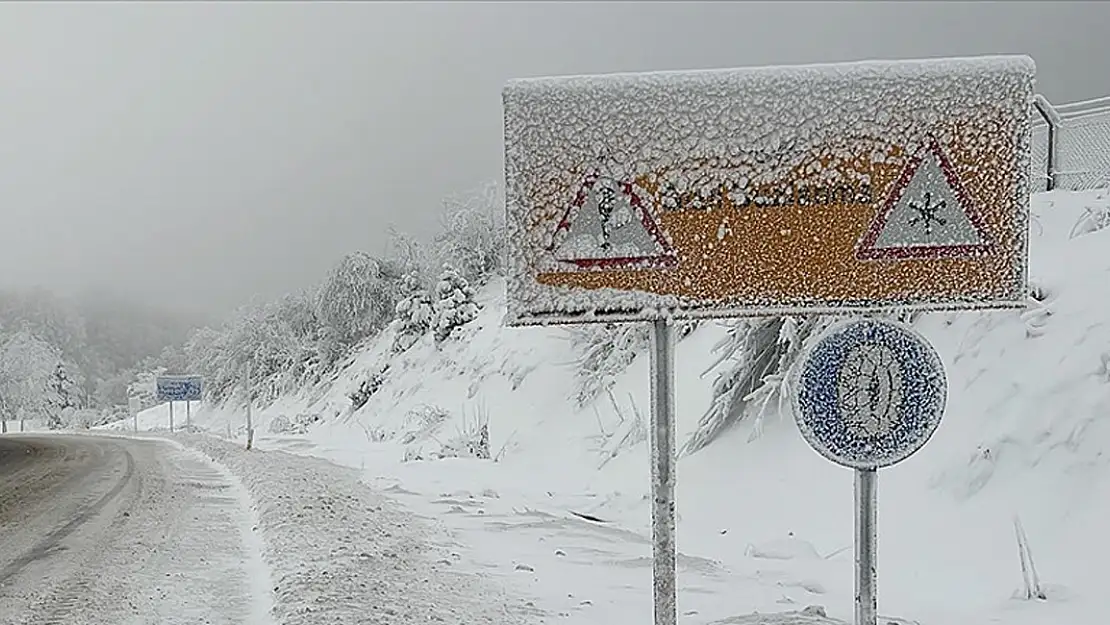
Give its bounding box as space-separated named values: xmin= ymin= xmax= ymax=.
xmin=1032 ymin=95 xmax=1110 ymax=192
xmin=1030 ymin=122 xmax=1051 ymax=192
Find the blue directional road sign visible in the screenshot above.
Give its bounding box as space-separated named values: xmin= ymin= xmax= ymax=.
xmin=156 ymin=375 xmax=204 ymax=402
xmin=792 ymin=318 xmax=947 ymax=469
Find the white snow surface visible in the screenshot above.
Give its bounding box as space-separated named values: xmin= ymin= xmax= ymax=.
xmin=133 ymin=432 xmax=537 ymax=625
xmin=0 ymin=434 xmax=275 ymax=625
xmin=105 ymin=188 xmax=1110 ymax=624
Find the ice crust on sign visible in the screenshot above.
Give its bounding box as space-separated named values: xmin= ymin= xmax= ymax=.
xmin=501 ymin=55 xmax=1035 ymax=325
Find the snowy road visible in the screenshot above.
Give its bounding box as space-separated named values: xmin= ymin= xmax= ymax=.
xmin=0 ymin=434 xmax=272 ymax=625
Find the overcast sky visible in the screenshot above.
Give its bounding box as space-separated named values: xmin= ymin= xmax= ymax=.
xmin=0 ymin=1 xmax=1106 ymax=320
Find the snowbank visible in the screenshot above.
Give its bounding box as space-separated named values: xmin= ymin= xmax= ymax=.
xmin=165 ymin=433 xmax=537 ymax=625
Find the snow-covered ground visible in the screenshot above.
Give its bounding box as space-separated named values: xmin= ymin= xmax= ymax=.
xmin=102 ymin=188 xmax=1110 ymax=624
xmin=0 ymin=434 xmax=274 ymax=625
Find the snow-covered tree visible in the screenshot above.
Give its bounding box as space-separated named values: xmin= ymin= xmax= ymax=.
xmin=127 ymin=367 xmax=166 ymax=411
xmin=315 ymin=251 xmax=403 ymax=348
xmin=432 ymin=182 xmax=504 ymax=286
xmin=45 ymin=362 xmax=81 ymax=428
xmin=392 ymin=273 xmax=435 ymax=353
xmin=0 ymin=331 xmax=62 ymax=428
xmin=94 ymin=369 xmax=134 ymax=408
xmin=432 ymin=263 xmax=480 ymax=343
xmin=386 ymin=226 xmax=432 ymax=286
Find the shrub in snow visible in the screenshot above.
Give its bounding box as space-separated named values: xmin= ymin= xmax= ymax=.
xmin=563 ymin=322 xmax=649 ymax=410
xmin=398 ymin=404 xmax=451 ymax=445
xmin=1013 ymin=515 xmax=1047 ymax=601
xmin=1098 ymin=352 xmax=1110 ymax=383
xmin=392 ymin=273 xmax=434 ymax=353
xmin=268 ymin=413 xmax=323 ymax=435
xmin=403 ymin=405 xmax=490 ymax=461
xmin=431 ymin=264 xmax=480 ymax=343
xmin=1068 ymin=192 xmax=1110 ymax=239
xmin=588 ymin=389 xmax=647 ymax=469
xmin=683 ymin=316 xmax=835 ymax=455
xmin=745 ymin=535 xmax=822 ymax=560
xmin=348 ymin=365 xmax=389 ymax=412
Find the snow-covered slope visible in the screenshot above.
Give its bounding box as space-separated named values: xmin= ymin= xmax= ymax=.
xmin=112 ymin=188 xmax=1110 ymax=625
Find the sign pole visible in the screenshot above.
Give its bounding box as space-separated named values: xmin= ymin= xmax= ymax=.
xmin=794 ymin=319 xmax=945 ymax=625
xmin=186 ymin=400 xmax=191 ymax=428
xmin=648 ymin=317 xmax=677 ymax=625
xmin=169 ymin=401 xmax=175 ymax=433
xmin=855 ymin=468 xmax=878 ymax=625
xmin=244 ymin=361 xmax=254 ymax=451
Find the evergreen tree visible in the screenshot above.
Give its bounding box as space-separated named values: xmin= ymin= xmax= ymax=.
xmin=432 ymin=264 xmax=480 ymax=343
xmin=46 ymin=362 xmax=79 ymax=428
xmin=392 ymin=273 xmax=434 ymax=353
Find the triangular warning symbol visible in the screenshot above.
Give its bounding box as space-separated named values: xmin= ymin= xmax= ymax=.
xmin=548 ymin=172 xmax=677 ymax=270
xmin=857 ymin=139 xmax=992 ymax=261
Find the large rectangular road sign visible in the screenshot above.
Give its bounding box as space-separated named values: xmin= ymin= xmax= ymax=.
xmin=156 ymin=375 xmax=203 ymax=402
xmin=502 ymin=56 xmax=1035 ymax=326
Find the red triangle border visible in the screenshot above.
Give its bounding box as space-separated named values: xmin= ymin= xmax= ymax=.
xmin=547 ymin=170 xmax=679 ymax=270
xmin=856 ymin=138 xmax=994 ymax=261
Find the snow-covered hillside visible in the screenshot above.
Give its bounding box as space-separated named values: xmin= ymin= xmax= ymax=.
xmin=110 ymin=188 xmax=1110 ymax=625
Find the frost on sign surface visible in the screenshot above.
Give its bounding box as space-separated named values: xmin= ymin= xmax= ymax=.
xmin=837 ymin=342 xmax=902 ymax=439
xmin=793 ymin=318 xmax=946 ymax=470
xmin=858 ymin=139 xmax=991 ymax=259
xmin=550 ymin=174 xmax=677 ymax=268
xmin=502 ymin=55 xmax=1035 ymax=326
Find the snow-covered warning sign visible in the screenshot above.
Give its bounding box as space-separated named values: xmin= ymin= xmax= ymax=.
xmin=857 ymin=139 xmax=991 ymax=260
xmin=550 ymin=174 xmax=677 ymax=269
xmin=502 ymin=55 xmax=1035 ymax=326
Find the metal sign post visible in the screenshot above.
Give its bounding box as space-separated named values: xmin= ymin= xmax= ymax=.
xmin=186 ymin=400 xmax=191 ymax=428
xmin=793 ymin=318 xmax=948 ymax=625
xmin=649 ymin=318 xmax=677 ymax=625
xmin=129 ymin=397 xmax=140 ymax=433
xmin=855 ymin=468 xmax=878 ymax=625
xmin=169 ymin=401 xmax=175 ymax=433
xmin=243 ymin=362 xmax=254 ymax=451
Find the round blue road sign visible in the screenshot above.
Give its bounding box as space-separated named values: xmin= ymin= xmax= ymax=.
xmin=792 ymin=317 xmax=947 ymax=470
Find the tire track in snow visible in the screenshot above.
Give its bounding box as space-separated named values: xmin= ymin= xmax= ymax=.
xmin=0 ymin=446 xmax=135 ymax=585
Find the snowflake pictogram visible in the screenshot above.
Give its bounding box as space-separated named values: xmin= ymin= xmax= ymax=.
xmin=907 ymin=191 xmax=947 ymax=235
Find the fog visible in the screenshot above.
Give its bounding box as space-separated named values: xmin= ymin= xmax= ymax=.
xmin=0 ymin=1 xmax=1105 ymax=318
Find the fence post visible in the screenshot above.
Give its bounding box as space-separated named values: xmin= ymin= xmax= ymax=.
xmin=1033 ymin=94 xmax=1062 ymax=191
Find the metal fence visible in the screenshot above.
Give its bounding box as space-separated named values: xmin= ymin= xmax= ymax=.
xmin=1032 ymin=94 xmax=1110 ymax=192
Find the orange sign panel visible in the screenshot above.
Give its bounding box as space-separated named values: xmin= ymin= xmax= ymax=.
xmin=502 ymin=56 xmax=1035 ymax=326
